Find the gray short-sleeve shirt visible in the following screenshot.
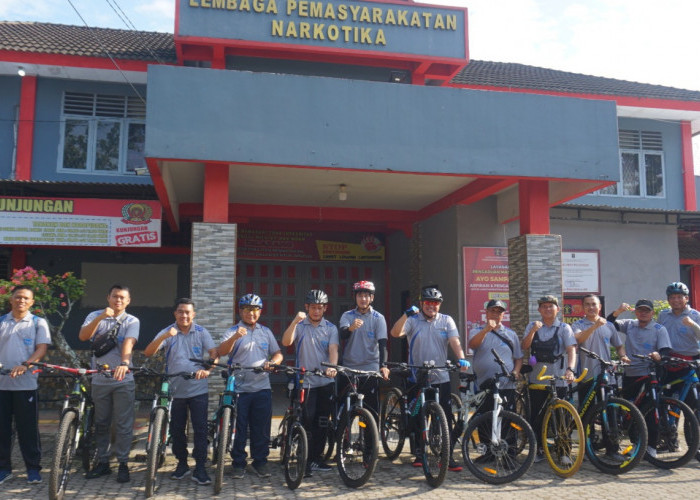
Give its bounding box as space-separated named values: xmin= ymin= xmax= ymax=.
xmin=524 ymin=319 xmax=576 ymax=387
xmin=571 ymin=317 xmax=623 ymax=379
xmin=294 ymin=318 xmax=338 ymax=389
xmin=339 ymin=307 xmax=387 ymax=371
xmin=82 ymin=310 xmax=140 ymax=386
xmin=617 ymin=319 xmax=672 ymax=377
xmin=0 ymin=313 xmax=51 ymax=391
xmin=470 ymin=325 xmax=523 ymax=390
xmin=657 ymin=307 xmax=700 ymax=356
xmin=152 ymin=323 xmax=215 ymax=398
xmin=404 ymin=312 xmax=459 ymax=385
xmin=222 ymin=321 xmax=280 ymax=393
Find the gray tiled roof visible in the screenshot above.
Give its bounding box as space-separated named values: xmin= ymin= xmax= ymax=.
xmin=2 ymin=21 xmax=700 ymax=103
xmin=0 ymin=21 xmax=176 ymax=63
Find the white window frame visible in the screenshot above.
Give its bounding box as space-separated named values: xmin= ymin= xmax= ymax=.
xmin=58 ymin=92 xmax=146 ymax=175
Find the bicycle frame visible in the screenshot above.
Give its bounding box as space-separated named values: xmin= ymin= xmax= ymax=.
xmin=662 ymin=359 xmax=700 ymax=409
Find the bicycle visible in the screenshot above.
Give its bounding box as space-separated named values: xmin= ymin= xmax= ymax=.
xmin=627 ymin=354 xmax=700 ymax=469
xmin=658 ymin=356 xmax=700 ymax=462
xmin=457 ymin=349 xmax=536 ymax=484
xmin=379 ymin=361 xmax=452 ymax=488
xmin=269 ymin=364 xmax=311 ymax=490
xmin=577 ymin=347 xmax=647 ymax=474
xmin=321 ymin=362 xmax=381 ymax=488
xmin=28 ymin=361 xmax=111 ymax=500
xmin=137 ymin=368 xmax=195 ymax=498
xmin=528 ymin=365 xmax=587 ymax=477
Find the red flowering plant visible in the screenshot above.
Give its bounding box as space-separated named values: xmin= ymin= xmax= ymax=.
xmin=0 ymin=267 xmax=86 ymax=367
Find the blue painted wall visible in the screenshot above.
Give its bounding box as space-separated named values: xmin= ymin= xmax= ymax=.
xmin=146 ymin=65 xmax=620 ymax=181
xmin=574 ymin=117 xmax=684 ymax=210
xmin=0 ymin=76 xmax=22 ymax=179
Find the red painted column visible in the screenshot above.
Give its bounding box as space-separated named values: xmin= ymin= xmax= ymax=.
xmin=681 ymin=121 xmax=696 ymax=211
xmin=203 ymin=163 xmax=230 ymax=223
xmin=519 ymin=180 xmax=550 ymax=234
xmin=690 ymin=265 xmax=700 ymax=309
xmin=9 ymin=248 xmax=27 ymax=275
xmin=15 ymin=75 xmax=37 ymax=180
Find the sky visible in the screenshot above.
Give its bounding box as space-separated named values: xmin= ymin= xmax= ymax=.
xmin=2 ymin=0 xmax=698 ymax=92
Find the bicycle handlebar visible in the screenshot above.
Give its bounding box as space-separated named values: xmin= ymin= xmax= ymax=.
xmin=320 ymin=362 xmax=383 ymax=378
xmin=386 ymin=361 xmax=456 ymax=372
xmin=132 ymin=367 xmax=196 ymax=379
xmin=537 ymin=365 xmax=588 ymax=383
xmin=27 ymin=361 xmax=111 ymax=377
xmin=0 ymin=363 xmax=10 ymax=375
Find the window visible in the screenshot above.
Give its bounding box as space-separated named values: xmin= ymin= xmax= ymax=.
xmin=597 ymin=129 xmax=664 ymax=198
xmin=59 ymin=92 xmax=146 ymax=174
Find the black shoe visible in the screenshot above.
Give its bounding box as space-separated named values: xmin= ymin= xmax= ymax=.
xmin=171 ymin=461 xmax=190 ymax=480
xmin=192 ymin=465 xmax=211 ymax=485
xmin=474 ymin=453 xmax=494 ymax=464
xmin=304 ymin=465 xmax=313 ymax=478
xmin=309 ymin=460 xmax=332 ymax=472
xmin=86 ymin=462 xmax=111 ymax=479
xmin=116 ymin=463 xmax=130 ymax=483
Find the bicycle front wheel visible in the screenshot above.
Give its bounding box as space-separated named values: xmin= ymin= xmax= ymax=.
xmin=462 ymin=410 xmax=536 ymax=484
xmin=284 ymin=422 xmax=308 ymax=490
xmin=583 ymin=397 xmax=647 ymax=475
xmin=336 ymin=407 xmax=379 ymax=488
xmin=49 ymin=410 xmax=79 ymax=500
xmin=542 ymin=399 xmax=585 ymax=477
xmin=145 ymin=407 xmax=166 ymax=498
xmin=421 ymin=401 xmax=449 ymax=488
xmin=214 ymin=406 xmax=233 ymax=495
xmin=641 ymin=396 xmax=700 ymax=469
xmin=380 ymin=388 xmax=405 ymax=460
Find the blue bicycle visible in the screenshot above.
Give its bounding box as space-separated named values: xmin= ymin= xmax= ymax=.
xmin=660 ymin=356 xmax=700 ymax=462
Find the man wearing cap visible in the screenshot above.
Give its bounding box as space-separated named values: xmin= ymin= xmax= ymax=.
xmin=468 ymin=299 xmax=523 ymax=410
xmin=521 ymin=295 xmax=577 ymax=461
xmin=607 ymin=299 xmax=672 ymax=458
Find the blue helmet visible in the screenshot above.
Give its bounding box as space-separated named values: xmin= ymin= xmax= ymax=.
xmin=238 ymin=294 xmax=263 ymax=309
xmin=666 ymin=282 xmax=689 ymax=297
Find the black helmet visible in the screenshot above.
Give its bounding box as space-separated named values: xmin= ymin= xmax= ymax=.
xmin=305 ymin=289 xmax=329 ymax=304
xmin=666 ymin=282 xmax=689 ymax=296
xmin=420 ymin=287 xmax=443 ymax=303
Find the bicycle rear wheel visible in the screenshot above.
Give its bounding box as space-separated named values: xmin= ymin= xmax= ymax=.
xmin=380 ymin=388 xmax=406 ymax=460
xmin=214 ymin=406 xmax=232 ymax=495
xmin=583 ymin=397 xmax=647 ymax=475
xmin=284 ymin=422 xmax=307 ymax=490
xmin=641 ymin=396 xmax=699 ymax=469
xmin=542 ymin=399 xmax=585 ymax=477
xmin=462 ymin=410 xmax=536 ymax=484
xmin=145 ymin=408 xmax=166 ymax=498
xmin=336 ymin=407 xmax=378 ymax=488
xmin=421 ymin=401 xmax=449 ymax=488
xmin=49 ymin=410 xmax=78 ymax=500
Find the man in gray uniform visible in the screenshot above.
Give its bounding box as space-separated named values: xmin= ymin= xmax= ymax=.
xmin=79 ymin=284 xmax=139 ymax=483
xmin=521 ymin=295 xmax=576 ymax=461
xmin=338 ymin=281 xmax=389 ymax=417
xmin=608 ymin=299 xmax=672 ymax=459
xmin=282 ymin=289 xmax=338 ymax=475
xmin=144 ymin=298 xmax=217 ymax=485
xmin=0 ymin=285 xmax=51 ymax=485
xmin=217 ymin=294 xmax=283 ymax=479
xmin=391 ymin=286 xmax=468 ymax=471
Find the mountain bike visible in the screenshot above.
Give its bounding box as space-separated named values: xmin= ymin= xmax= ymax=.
xmin=379 ymin=361 xmax=452 ymax=488
xmin=658 ymin=356 xmax=700 ymax=462
xmin=458 ymin=349 xmax=536 ymax=484
xmin=28 ymin=361 xmax=111 ymax=500
xmin=321 ymin=362 xmax=381 ymax=488
xmin=577 ymin=347 xmax=647 ymax=474
xmin=269 ymin=364 xmax=310 ymax=490
xmin=628 ymin=354 xmax=699 ymax=469
xmin=528 ymin=365 xmax=587 ymax=477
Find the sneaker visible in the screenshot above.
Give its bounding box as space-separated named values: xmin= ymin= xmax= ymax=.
xmin=411 ymin=457 xmax=423 ymax=467
xmin=304 ymin=465 xmax=313 ymax=478
xmin=534 ymin=450 xmax=545 ymax=463
xmin=0 ymin=470 xmax=12 ymax=484
xmin=170 ymin=462 xmax=190 ymax=480
xmin=26 ymin=470 xmax=42 ymax=484
xmin=448 ymin=458 xmax=462 ymax=472
xmin=231 ymin=465 xmax=246 ymax=479
xmin=252 ymin=463 xmax=271 ymax=478
xmin=604 ymin=451 xmax=627 ymax=463
xmin=309 ymin=460 xmax=332 ymax=472
xmin=116 ymin=462 xmax=130 ymax=483
xmin=192 ymin=465 xmax=212 ymax=485
xmin=560 ymin=455 xmax=573 ymax=467
xmin=646 ymin=446 xmax=657 ymax=459
xmin=85 ymin=462 xmax=111 ymax=479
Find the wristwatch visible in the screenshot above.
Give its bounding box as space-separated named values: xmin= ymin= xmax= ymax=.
xmin=120 ymin=361 xmax=129 ymax=367
xmin=566 ymin=367 xmax=575 ymax=374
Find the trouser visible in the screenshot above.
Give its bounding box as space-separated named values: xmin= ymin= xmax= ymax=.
xmin=335 ymin=373 xmax=381 ymax=419
xmin=529 ymin=385 xmax=567 ymax=450
xmin=232 ymin=390 xmax=272 ymax=467
xmin=407 ymin=381 xmax=454 ymax=458
xmin=171 ymin=393 xmax=209 ymax=464
xmin=472 ymin=387 xmax=515 ymax=447
xmin=622 ymin=376 xmax=658 ymax=447
xmin=302 ymin=383 xmax=334 ymax=463
xmin=92 ymin=381 xmax=135 ymax=463
xmin=0 ymin=390 xmax=41 ymax=472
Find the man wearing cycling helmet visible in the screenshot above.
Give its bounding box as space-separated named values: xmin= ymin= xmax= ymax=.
xmin=217 ymin=294 xmax=283 ymax=479
xmin=338 ymin=281 xmax=389 ymax=417
xmin=390 ymin=286 xmax=468 ymax=472
xmin=282 ymin=289 xmax=338 ymax=475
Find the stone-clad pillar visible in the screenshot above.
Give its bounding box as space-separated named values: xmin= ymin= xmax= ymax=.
xmin=507 ymin=234 xmax=562 ymax=336
xmin=191 ymin=222 xmax=237 ymax=406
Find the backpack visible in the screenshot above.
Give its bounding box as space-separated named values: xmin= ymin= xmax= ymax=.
xmin=530 ymin=327 xmax=562 ymax=365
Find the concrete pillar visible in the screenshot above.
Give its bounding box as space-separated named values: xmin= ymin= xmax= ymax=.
xmin=191 ymin=222 xmax=237 ymax=406
xmin=507 ymin=234 xmax=562 ymax=336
